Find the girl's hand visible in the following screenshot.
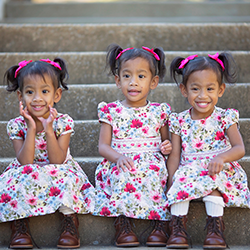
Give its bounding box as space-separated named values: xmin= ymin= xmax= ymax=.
xmin=38 ymin=106 xmax=57 ymax=132
xmin=208 ymin=156 xmax=224 ymax=176
xmin=160 ymin=139 xmax=172 ymax=155
xmin=116 ymin=155 xmax=134 ymax=172
xmin=19 ymin=101 xmax=36 ymax=130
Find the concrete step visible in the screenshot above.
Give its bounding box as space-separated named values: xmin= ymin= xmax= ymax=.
xmin=3 ymin=1 xmax=250 ymax=20
xmin=1 ymin=118 xmax=250 ymax=158
xmin=0 ymin=156 xmax=250 ymax=187
xmin=0 ymin=201 xmax=250 ymax=247
xmin=1 ymin=24 xmax=250 ymax=52
xmin=1 ymin=83 xmax=250 ymax=121
xmin=1 ymin=51 xmax=250 ymax=84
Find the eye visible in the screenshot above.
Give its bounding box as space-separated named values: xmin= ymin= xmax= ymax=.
xmin=139 ymin=75 xmax=145 ymax=79
xmin=207 ymin=87 xmax=214 ymax=91
xmin=123 ymin=74 xmax=130 ymax=78
xmin=191 ymin=87 xmax=198 ymax=91
xmin=42 ymin=90 xmax=49 ymax=94
xmin=26 ymin=90 xmax=33 ymax=94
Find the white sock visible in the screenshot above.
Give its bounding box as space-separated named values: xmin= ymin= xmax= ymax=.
xmin=203 ymin=195 xmax=224 ymax=217
xmin=171 ymin=200 xmax=190 ymax=216
xmin=59 ymin=205 xmax=75 ymax=215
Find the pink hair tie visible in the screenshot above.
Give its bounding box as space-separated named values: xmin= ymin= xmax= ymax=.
xmin=14 ymin=60 xmax=33 ymax=78
xmin=116 ymin=47 xmax=134 ymax=60
xmin=142 ymin=46 xmax=160 ymax=61
xmin=179 ymin=54 xmax=198 ymax=69
xmin=40 ymin=58 xmax=62 ymax=70
xmin=208 ymin=53 xmax=225 ymax=71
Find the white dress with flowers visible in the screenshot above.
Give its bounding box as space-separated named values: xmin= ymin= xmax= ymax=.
xmin=93 ymin=101 xmax=171 ymax=221
xmin=0 ymin=113 xmax=95 ymax=223
xmin=167 ymin=106 xmax=249 ymax=208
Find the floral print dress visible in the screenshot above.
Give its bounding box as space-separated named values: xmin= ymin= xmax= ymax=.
xmin=93 ymin=101 xmax=171 ymax=221
xmin=0 ymin=113 xmax=95 ymax=222
xmin=167 ymin=106 xmax=250 ymax=208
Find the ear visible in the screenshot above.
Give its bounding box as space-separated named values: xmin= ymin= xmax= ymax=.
xmin=180 ymin=83 xmax=188 ymax=98
xmin=218 ymin=83 xmax=226 ymax=97
xmin=17 ymin=90 xmax=23 ymax=102
xmin=54 ymin=88 xmax=62 ymax=104
xmin=115 ymin=74 xmax=121 ymax=89
xmin=150 ymin=75 xmax=159 ymax=90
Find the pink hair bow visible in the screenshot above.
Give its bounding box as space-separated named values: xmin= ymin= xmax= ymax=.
xmin=179 ymin=54 xmax=198 ymax=69
xmin=116 ymin=47 xmax=134 ymax=60
xmin=14 ymin=60 xmax=33 ymax=78
xmin=208 ymin=53 xmax=225 ymax=71
xmin=40 ymin=59 xmax=62 ymax=70
xmin=142 ymin=46 xmax=160 ymax=61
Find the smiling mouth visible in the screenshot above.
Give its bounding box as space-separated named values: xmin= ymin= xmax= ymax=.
xmin=32 ymin=105 xmax=45 ymax=111
xmin=196 ymin=102 xmax=209 ymax=108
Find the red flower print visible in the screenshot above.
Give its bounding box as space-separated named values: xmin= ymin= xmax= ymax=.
xmin=39 ymin=141 xmax=47 ymax=150
xmin=96 ymin=171 xmax=103 ymax=181
xmin=65 ymin=125 xmax=72 ymax=131
xmin=101 ymin=106 xmax=110 ymax=113
xmin=131 ymin=119 xmax=143 ymax=129
xmin=17 ymin=130 xmax=24 ymax=139
xmin=149 ymin=165 xmax=160 ymax=172
xmin=10 ymin=200 xmax=17 ymax=209
xmin=104 ymin=192 xmax=111 ymax=199
xmin=81 ymin=183 xmax=91 ymax=190
xmin=26 ymin=195 xmax=38 ymax=206
xmin=107 ymin=103 xmax=117 ymax=108
xmin=222 ymin=193 xmax=229 ymax=203
xmin=49 ymin=187 xmax=61 ymax=197
xmin=135 ymin=193 xmax=141 ymax=200
xmin=200 ymin=171 xmax=208 ymax=176
xmin=31 ymin=172 xmax=39 ymax=180
xmin=0 ymin=193 xmax=11 ymax=203
xmin=176 ymin=191 xmax=189 ymax=200
xmin=215 ymin=131 xmax=225 ymax=140
xmin=124 ymin=183 xmax=136 ymax=193
xmin=22 ymin=166 xmax=33 ymax=175
xmin=225 ymin=182 xmax=233 ymax=190
xmin=100 ymin=207 xmax=111 ymax=216
xmin=148 ymin=210 xmax=160 ymax=220
xmin=133 ymin=155 xmax=140 ymax=161
xmin=161 ymin=113 xmax=166 ymax=120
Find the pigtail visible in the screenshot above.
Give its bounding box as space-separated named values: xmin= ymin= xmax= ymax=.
xmin=53 ymin=57 xmax=69 ymax=90
xmin=154 ymin=47 xmax=166 ymax=81
xmin=106 ymin=44 xmax=123 ymax=76
xmin=4 ymin=65 xmax=19 ymax=92
xmin=219 ymin=52 xmax=237 ymax=83
xmin=170 ymin=56 xmax=185 ymax=85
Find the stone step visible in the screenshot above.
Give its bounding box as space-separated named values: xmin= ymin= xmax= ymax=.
xmin=4 ymin=1 xmax=250 ymax=19
xmin=1 ymin=83 xmax=250 ymax=121
xmin=0 ymin=156 xmax=250 ymax=187
xmin=1 ymin=119 xmax=250 ymax=158
xmin=0 ymin=201 xmax=249 ymax=247
xmin=1 ymin=51 xmax=250 ymax=84
xmin=1 ymin=24 xmax=250 ymax=52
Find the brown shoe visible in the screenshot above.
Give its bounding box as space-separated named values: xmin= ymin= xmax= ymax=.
xmin=57 ymin=213 xmax=80 ymax=249
xmin=9 ymin=219 xmax=33 ymax=249
xmin=114 ymin=215 xmax=140 ymax=247
xmin=146 ymin=220 xmax=169 ymax=246
xmin=166 ymin=215 xmax=191 ymax=249
xmin=203 ymin=216 xmax=228 ymax=249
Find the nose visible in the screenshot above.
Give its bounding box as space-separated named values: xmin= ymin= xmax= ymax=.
xmin=198 ymin=89 xmax=207 ymax=98
xmin=129 ymin=77 xmax=138 ymax=86
xmin=33 ymin=93 xmax=42 ymax=102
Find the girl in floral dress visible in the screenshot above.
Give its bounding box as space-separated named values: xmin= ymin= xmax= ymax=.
xmin=163 ymin=53 xmax=250 ymax=249
xmin=93 ymin=44 xmax=172 ymax=247
xmin=1 ymin=58 xmax=95 ymax=249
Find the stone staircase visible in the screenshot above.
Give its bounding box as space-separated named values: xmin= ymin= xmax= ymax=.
xmin=1 ymin=0 xmax=250 ymax=249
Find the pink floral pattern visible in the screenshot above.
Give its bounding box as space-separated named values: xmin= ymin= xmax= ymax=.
xmin=167 ymin=107 xmax=250 ymax=208
xmin=0 ymin=114 xmax=95 ymax=222
xmin=94 ymin=101 xmax=171 ymax=220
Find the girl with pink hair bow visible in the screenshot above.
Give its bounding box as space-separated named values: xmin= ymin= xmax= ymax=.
xmin=94 ymin=44 xmax=172 ymax=247
xmin=162 ymin=52 xmax=250 ymax=249
xmin=2 ymin=58 xmax=95 ymax=249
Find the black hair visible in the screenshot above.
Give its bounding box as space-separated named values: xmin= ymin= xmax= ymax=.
xmin=4 ymin=57 xmax=69 ymax=93
xmin=106 ymin=43 xmax=166 ymax=81
xmin=170 ymin=52 xmax=237 ymax=87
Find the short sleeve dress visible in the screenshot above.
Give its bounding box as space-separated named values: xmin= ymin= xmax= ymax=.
xmin=0 ymin=113 xmax=95 ymax=222
xmin=167 ymin=106 xmax=250 ymax=208
xmin=93 ymin=101 xmax=171 ymax=221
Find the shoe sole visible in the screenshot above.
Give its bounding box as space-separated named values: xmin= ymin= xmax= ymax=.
xmin=116 ymin=242 xmax=140 ymax=247
xmin=57 ymin=243 xmax=80 ymax=249
xmin=9 ymin=245 xmax=33 ymax=249
xmin=146 ymin=242 xmax=166 ymax=247
xmin=166 ymin=244 xmax=189 ymax=249
xmin=203 ymin=245 xmax=227 ymax=250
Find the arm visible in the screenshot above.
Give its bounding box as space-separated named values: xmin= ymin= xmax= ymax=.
xmin=159 ymin=123 xmax=172 ymax=155
xmin=39 ymin=108 xmax=70 ymax=164
xmin=98 ymin=122 xmax=134 ymax=172
xmin=208 ymin=123 xmax=245 ymax=176
xmin=166 ymin=133 xmax=181 ymax=190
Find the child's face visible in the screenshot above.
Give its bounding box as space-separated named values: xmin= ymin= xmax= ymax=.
xmin=17 ymin=74 xmax=62 ymax=120
xmin=180 ymin=69 xmax=225 ymax=120
xmin=115 ymin=57 xmax=159 ymax=107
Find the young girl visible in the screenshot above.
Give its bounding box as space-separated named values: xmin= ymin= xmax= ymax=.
xmin=164 ymin=52 xmax=250 ymax=249
xmin=93 ymin=44 xmax=172 ymax=247
xmin=1 ymin=58 xmax=95 ymax=249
